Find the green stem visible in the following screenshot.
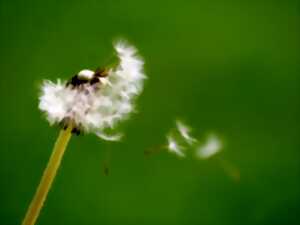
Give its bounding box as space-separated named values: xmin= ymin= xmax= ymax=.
xmin=22 ymin=125 xmax=73 ymax=225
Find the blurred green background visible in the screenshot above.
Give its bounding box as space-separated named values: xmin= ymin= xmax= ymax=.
xmin=0 ymin=0 xmax=299 ymax=224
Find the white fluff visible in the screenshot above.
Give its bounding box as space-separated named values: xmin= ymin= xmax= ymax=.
xmin=39 ymin=41 xmax=146 ymax=141
xmin=165 ymin=120 xmax=196 ymax=158
xmin=165 ymin=120 xmax=223 ymax=159
xmin=167 ymin=135 xmax=185 ymax=157
xmin=196 ymin=135 xmax=222 ymax=159
xmin=78 ymin=69 xmax=94 ymax=79
xmin=96 ymin=131 xmax=123 ymax=142
xmin=176 ymin=120 xmax=196 ymax=145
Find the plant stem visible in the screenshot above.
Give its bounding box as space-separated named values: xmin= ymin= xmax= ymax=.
xmin=22 ymin=125 xmax=73 ymax=225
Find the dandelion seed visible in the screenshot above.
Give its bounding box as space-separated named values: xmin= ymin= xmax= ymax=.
xmin=196 ymin=134 xmax=222 ymax=159
xmin=163 ymin=120 xmax=196 ymax=158
xmin=167 ymin=134 xmax=185 ymax=157
xmin=176 ymin=120 xmax=196 ymax=145
xmin=22 ymin=40 xmax=146 ymax=225
xmin=96 ymin=131 xmax=123 ymax=142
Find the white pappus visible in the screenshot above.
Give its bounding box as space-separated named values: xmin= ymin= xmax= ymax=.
xmin=196 ymin=134 xmax=222 ymax=159
xmin=167 ymin=135 xmax=185 ymax=158
xmin=39 ymin=40 xmax=146 ymax=141
xmin=165 ymin=120 xmax=222 ymax=159
xmin=166 ymin=120 xmax=196 ymax=157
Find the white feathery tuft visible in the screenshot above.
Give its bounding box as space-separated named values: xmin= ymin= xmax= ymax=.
xmin=176 ymin=120 xmax=196 ymax=145
xmin=164 ymin=120 xmax=223 ymax=160
xmin=196 ymin=134 xmax=222 ymax=159
xmin=96 ymin=131 xmax=123 ymax=142
xmin=39 ymin=40 xmax=146 ymax=141
xmin=165 ymin=120 xmax=196 ymax=158
xmin=167 ymin=135 xmax=185 ymax=157
xmin=78 ymin=69 xmax=95 ymax=79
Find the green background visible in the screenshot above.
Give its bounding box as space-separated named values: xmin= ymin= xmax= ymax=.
xmin=0 ymin=0 xmax=299 ymax=224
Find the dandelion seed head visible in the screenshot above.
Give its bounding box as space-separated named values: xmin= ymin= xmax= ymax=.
xmin=39 ymin=40 xmax=146 ymax=141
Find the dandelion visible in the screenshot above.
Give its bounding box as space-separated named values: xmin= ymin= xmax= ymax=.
xmin=195 ymin=134 xmax=222 ymax=159
xmin=22 ymin=40 xmax=146 ymax=225
xmin=39 ymin=41 xmax=145 ymax=139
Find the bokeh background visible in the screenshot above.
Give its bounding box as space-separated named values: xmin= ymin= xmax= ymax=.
xmin=0 ymin=0 xmax=299 ymax=225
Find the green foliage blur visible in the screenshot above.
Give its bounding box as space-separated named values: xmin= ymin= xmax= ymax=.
xmin=0 ymin=0 xmax=299 ymax=224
